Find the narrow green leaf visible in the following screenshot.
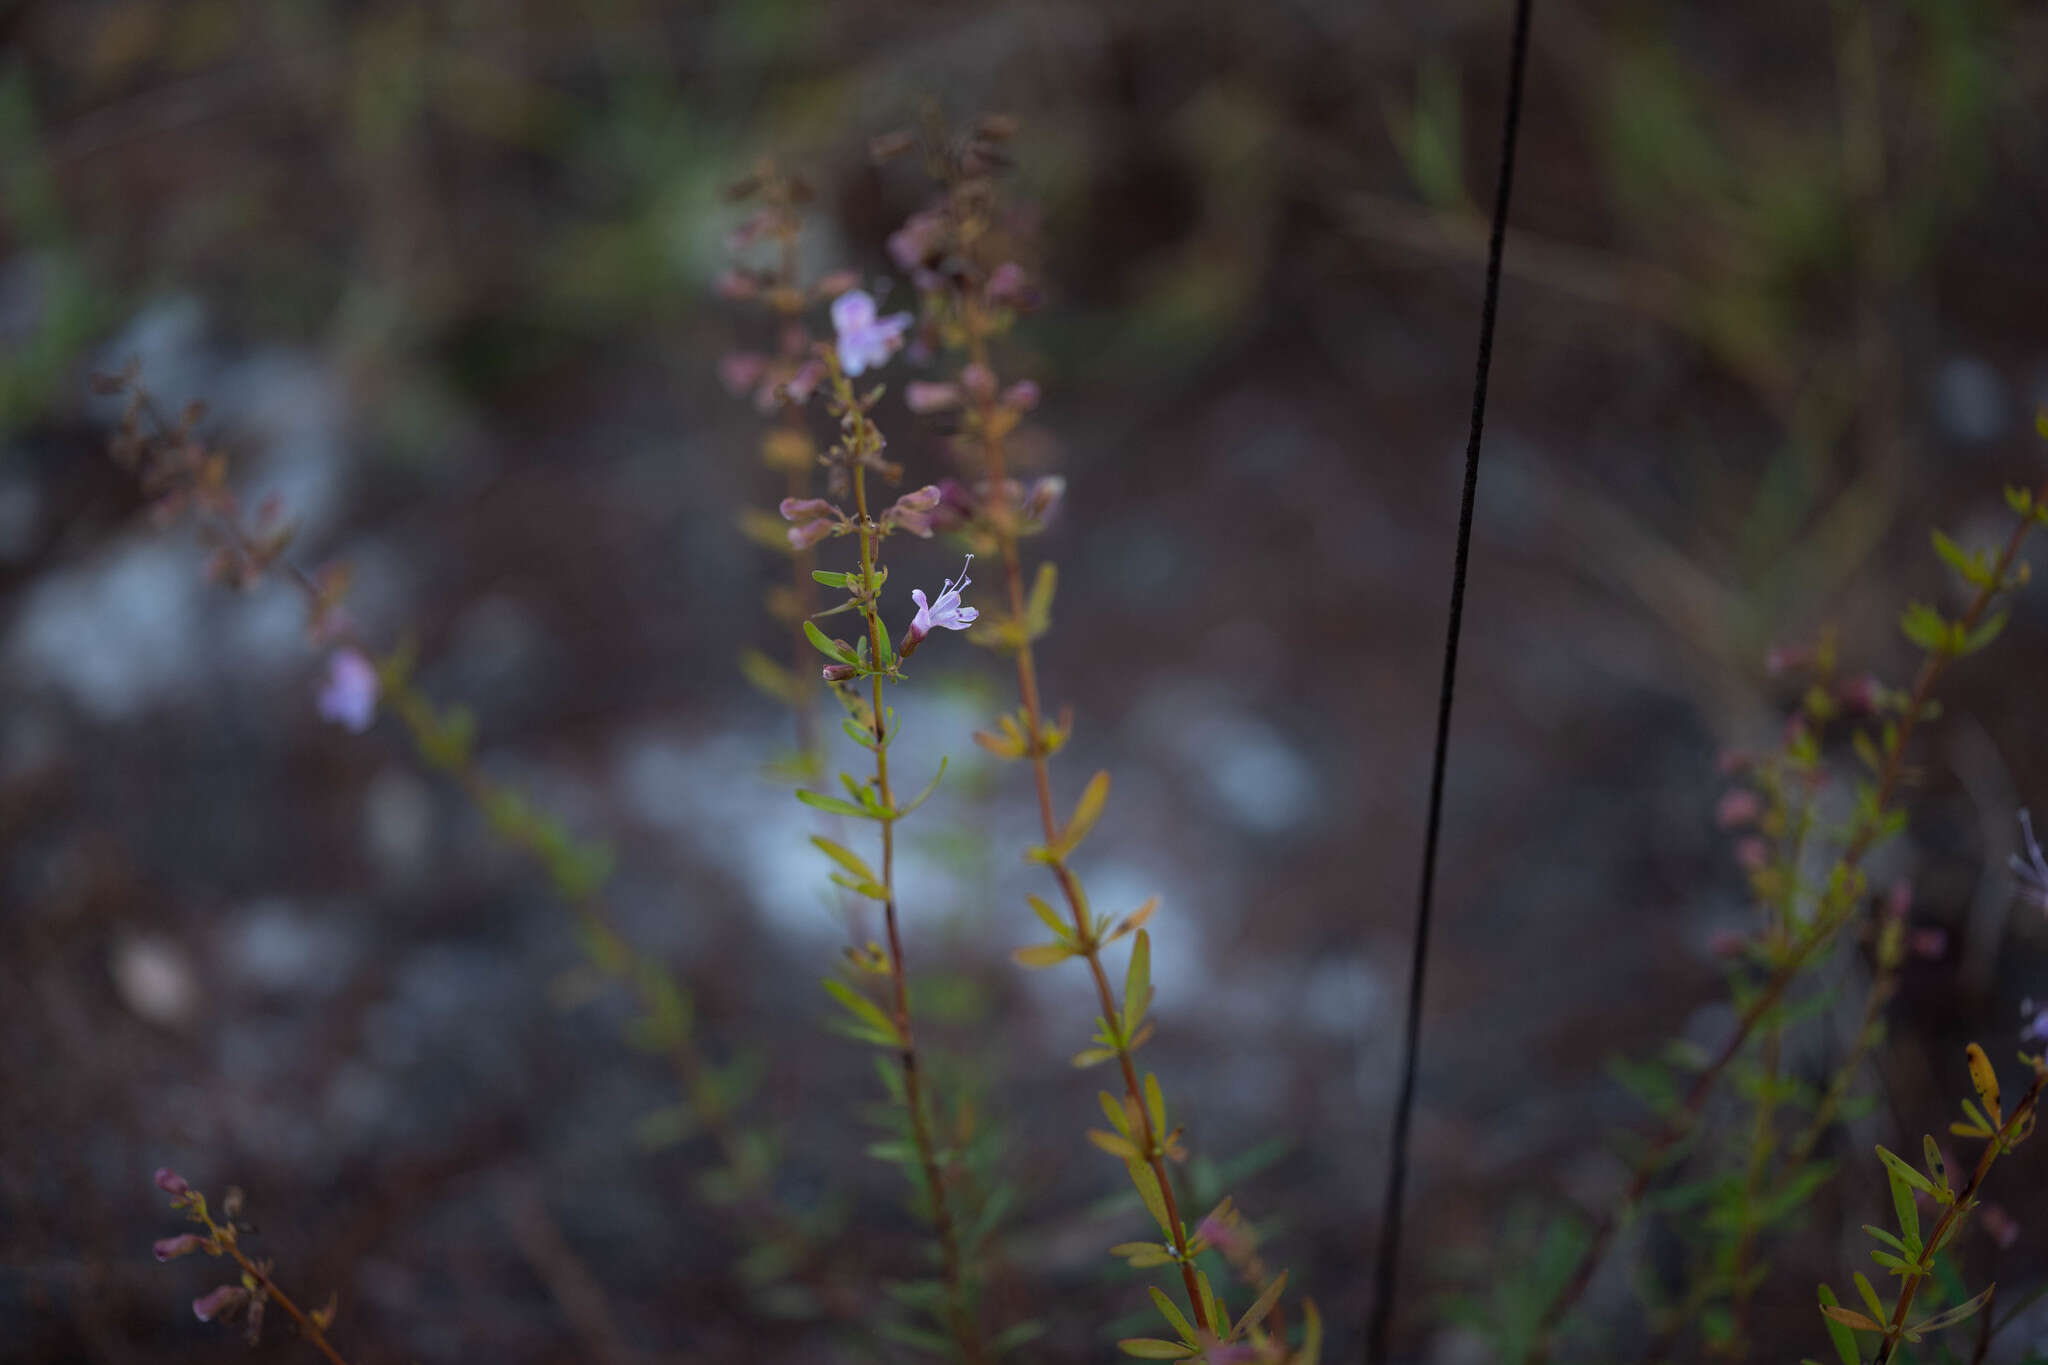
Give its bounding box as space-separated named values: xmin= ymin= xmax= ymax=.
xmin=895 ymin=755 xmax=949 ymax=819
xmin=822 ymin=978 xmax=902 ymax=1047
xmin=1063 ymin=770 xmax=1110 ymax=852
xmin=1116 ymin=1342 xmax=1194 ymax=1360
xmin=796 ymin=789 xmax=873 ymax=819
xmin=1816 ymin=1286 xmax=1861 ymax=1365
xmin=810 ymin=836 xmax=876 ymax=884
xmin=802 ymin=619 xmax=856 ymax=664
xmin=1148 ymin=1286 xmax=1197 ymax=1345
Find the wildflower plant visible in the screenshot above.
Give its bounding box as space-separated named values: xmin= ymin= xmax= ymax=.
xmin=780 ymin=306 xmax=1008 ymax=1361
xmin=1504 ymin=450 xmax=2048 ymax=1362
xmin=1814 ymin=1045 xmax=2047 ymax=1364
xmin=153 ymin=1169 xmax=350 ymax=1364
xmin=94 ymin=368 xmax=839 ymax=1329
xmin=878 ymin=115 xmax=1315 ymax=1362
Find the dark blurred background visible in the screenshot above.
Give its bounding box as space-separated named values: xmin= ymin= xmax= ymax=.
xmin=4 ymin=1 xmax=2048 ymax=1360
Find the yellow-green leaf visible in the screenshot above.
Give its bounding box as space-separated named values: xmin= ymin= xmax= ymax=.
xmin=810 ymin=836 xmax=877 ymax=884
xmin=1062 ymin=771 xmax=1110 ymax=853
xmin=1967 ymin=1042 xmax=2003 ymax=1126
xmin=1012 ymin=941 xmax=1075 ymax=968
xmin=1116 ymin=1341 xmax=1194 ymax=1359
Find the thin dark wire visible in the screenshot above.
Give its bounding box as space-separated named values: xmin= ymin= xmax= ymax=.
xmin=1365 ymin=1 xmax=1535 ymax=1360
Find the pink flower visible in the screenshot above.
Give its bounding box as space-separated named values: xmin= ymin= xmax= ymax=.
xmin=902 ymin=555 xmax=978 ymax=655
xmin=882 ymin=485 xmax=942 ymax=538
xmin=985 ymin=261 xmax=1034 ymax=307
xmin=830 ymin=290 xmax=912 ymax=377
xmin=317 ymin=649 xmax=379 ymax=734
xmin=1715 ymin=789 xmax=1761 ymax=829
xmin=887 ymin=209 xmax=946 ymax=271
xmin=905 ymin=381 xmax=962 ymax=414
xmin=154 ymin=1167 xmax=190 ymax=1197
xmin=780 ymin=496 xmax=842 ymax=550
xmin=191 ymin=1284 xmax=249 ymax=1323
xmin=154 ymin=1234 xmax=204 ymax=1261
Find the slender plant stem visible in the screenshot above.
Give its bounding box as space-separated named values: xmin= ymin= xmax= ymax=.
xmin=962 ymin=322 xmax=1213 ymax=1336
xmin=1529 ymin=490 xmax=2047 ymax=1361
xmin=1873 ymin=1071 xmax=2047 ymax=1364
xmin=850 ymin=459 xmax=984 ymax=1365
xmin=1367 ymin=0 xmax=1534 ymax=1358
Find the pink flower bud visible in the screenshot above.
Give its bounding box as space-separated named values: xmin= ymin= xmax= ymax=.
xmin=985 ymin=261 xmax=1033 ymax=306
xmin=814 ymin=269 xmax=861 ymax=298
xmin=779 ymin=497 xmax=836 ymax=523
xmin=959 ymin=363 xmax=996 ymax=403
xmin=154 ymin=1167 xmax=190 ymax=1197
xmin=1764 ymin=644 xmax=1810 ymax=677
xmin=718 ymin=352 xmax=768 ymax=397
xmin=905 ymin=381 xmax=962 ymax=414
xmin=1909 ymin=928 xmax=1948 ymax=960
xmin=1716 ymin=749 xmax=1753 ymax=776
xmin=1981 ymin=1202 xmax=2021 ymax=1249
xmin=1023 ymin=476 xmax=1064 ymax=526
xmin=1837 ymin=674 xmax=1881 ymax=714
xmin=1715 ymin=789 xmax=1762 ymax=829
xmin=887 ymin=209 xmax=945 ymax=270
xmin=787 ymin=519 xmax=835 ymax=551
xmin=1000 ymin=379 xmax=1040 ymax=412
xmin=155 ymin=1234 xmax=204 ymax=1261
xmin=784 ymin=359 xmax=824 ymax=403
xmin=821 ymin=663 xmax=858 ymax=683
xmin=1735 ymin=838 xmax=1770 ymax=872
xmin=895 ymin=485 xmax=942 ymax=513
xmin=1707 ymin=928 xmax=1749 ymax=958
xmin=712 ymin=270 xmax=758 ymax=301
xmin=192 ymin=1284 xmax=249 ymax=1323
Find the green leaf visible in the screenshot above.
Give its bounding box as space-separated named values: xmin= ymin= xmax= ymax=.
xmin=1117 ymin=1342 xmax=1194 ymax=1360
xmin=1881 ymin=1150 xmax=1922 ymax=1251
xmin=1820 ymin=1303 xmax=1884 ymax=1334
xmin=1854 ymin=1271 xmax=1887 ymax=1325
xmin=796 ymin=789 xmax=872 ymax=819
xmin=1876 ymin=1145 xmax=1936 ymax=1197
xmin=1909 ymin=1284 xmax=1994 ymax=1335
xmin=1817 ymin=1286 xmax=1861 ymax=1365
xmin=812 ymin=569 xmax=850 ymax=587
xmin=1963 ymin=609 xmax=2009 ymax=655
xmin=822 ymin=978 xmax=902 ymax=1048
xmin=1012 ymin=941 xmax=1075 ymax=968
xmin=1148 ymin=1286 xmax=1197 ymax=1345
xmin=1144 ymin=1073 xmax=1167 ymax=1138
xmin=1123 ymin=930 xmax=1153 ymax=1040
xmin=894 ymin=755 xmax=949 ymax=819
xmin=802 ymin=619 xmax=857 ymax=664
xmin=1026 ymin=894 xmax=1071 ymax=939
xmin=810 ymin=836 xmax=876 ymax=884
xmin=1126 ymin=1160 xmax=1174 ymax=1238
xmin=1233 ymin=1270 xmax=1288 ymax=1337
xmin=1900 ymin=601 xmax=1951 ymax=652
xmin=1063 ymin=770 xmax=1110 ymax=853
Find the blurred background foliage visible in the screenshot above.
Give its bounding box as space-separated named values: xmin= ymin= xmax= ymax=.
xmin=3 ymin=0 xmax=2048 ymax=1360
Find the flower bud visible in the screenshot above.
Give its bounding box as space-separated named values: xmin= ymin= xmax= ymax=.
xmin=1836 ymin=674 xmax=1881 ymax=714
xmin=1022 ymin=476 xmax=1064 ymax=526
xmin=1000 ymin=379 xmax=1040 ymax=412
xmin=192 ymin=1284 xmax=250 ymax=1323
xmin=1735 ymin=838 xmax=1770 ymax=872
xmin=984 ymin=261 xmax=1033 ymax=307
xmin=1715 ymin=789 xmax=1761 ymax=829
xmin=712 ymin=270 xmax=758 ymax=301
xmin=787 ymin=519 xmax=835 ymax=551
xmin=895 ymin=485 xmax=942 ymax=513
xmin=154 ymin=1167 xmax=190 ymax=1197
xmin=814 ymin=269 xmax=862 ymax=299
xmin=959 ymin=363 xmax=996 ymax=404
xmin=718 ymin=352 xmax=767 ymax=397
xmin=905 ymin=381 xmax=962 ymax=414
xmin=821 ymin=663 xmax=858 ymax=683
xmin=155 ymin=1234 xmax=205 ymax=1262
xmin=779 ymin=497 xmax=836 ymax=523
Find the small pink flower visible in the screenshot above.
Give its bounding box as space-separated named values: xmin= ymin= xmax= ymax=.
xmin=1981 ymin=1202 xmax=2021 ymax=1249
xmin=1001 ymin=379 xmax=1040 ymax=412
xmin=882 ymin=485 xmax=942 ymax=538
xmin=718 ymin=352 xmax=768 ymax=396
xmin=317 ymin=649 xmax=379 ymax=734
xmin=902 ymin=555 xmax=979 ymax=655
xmin=905 ymin=381 xmax=962 ymax=414
xmin=192 ymin=1284 xmax=249 ymax=1323
xmin=780 ymin=496 xmax=841 ymax=550
xmin=831 ymin=290 xmax=912 ymax=377
xmin=154 ymin=1167 xmax=190 ymax=1197
xmin=155 ymin=1234 xmax=204 ymax=1261
xmin=1734 ymin=838 xmax=1770 ymax=872
xmin=887 ymin=209 xmax=946 ymax=271
xmin=959 ymin=362 xmax=996 ymax=403
xmin=1022 ymin=476 xmax=1064 ymax=527
xmin=1715 ymin=789 xmax=1761 ymax=829
xmin=788 ymin=519 xmax=834 ymax=550
xmin=985 ymin=261 xmax=1033 ymax=307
